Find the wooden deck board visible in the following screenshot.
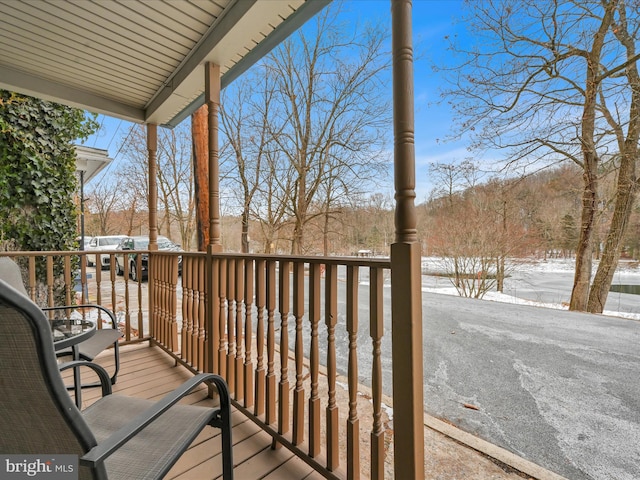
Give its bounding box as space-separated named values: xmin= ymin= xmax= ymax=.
xmin=263 ymin=456 xmax=316 ymax=479
xmin=64 ymin=342 xmax=315 ymax=480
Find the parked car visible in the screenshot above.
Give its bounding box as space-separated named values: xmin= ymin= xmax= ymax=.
xmin=76 ymin=235 xmax=93 ymax=250
xmin=86 ymin=235 xmax=128 ymax=268
xmin=115 ymin=235 xmax=183 ymax=281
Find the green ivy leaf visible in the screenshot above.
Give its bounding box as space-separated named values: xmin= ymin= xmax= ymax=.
xmin=0 ymin=89 xmax=98 ymax=261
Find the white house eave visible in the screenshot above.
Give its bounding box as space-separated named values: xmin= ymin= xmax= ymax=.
xmin=74 ymin=145 xmax=113 ymax=184
xmin=162 ymin=0 xmax=331 ymax=127
xmin=0 ymin=65 xmax=145 ymax=123
xmin=0 ymin=0 xmax=331 ymax=127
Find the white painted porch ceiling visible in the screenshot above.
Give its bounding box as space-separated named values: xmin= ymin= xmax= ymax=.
xmin=0 ymin=0 xmax=325 ymax=127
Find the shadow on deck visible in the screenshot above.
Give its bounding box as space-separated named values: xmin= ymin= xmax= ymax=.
xmin=73 ymin=343 xmax=323 ymax=480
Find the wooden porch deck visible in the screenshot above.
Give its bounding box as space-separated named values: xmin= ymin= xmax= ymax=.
xmin=73 ymin=342 xmax=324 ymax=480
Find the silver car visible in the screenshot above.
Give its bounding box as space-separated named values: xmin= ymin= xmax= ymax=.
xmin=115 ymin=235 xmax=183 ymax=281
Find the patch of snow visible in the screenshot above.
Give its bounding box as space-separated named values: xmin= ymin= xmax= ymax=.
xmin=421 ymin=256 xmax=640 ymax=322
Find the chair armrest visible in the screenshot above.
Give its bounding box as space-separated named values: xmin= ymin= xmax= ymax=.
xmin=43 ymin=304 xmax=118 ymax=329
xmin=59 ymin=361 xmax=112 ymax=397
xmin=80 ymin=373 xmax=230 ymax=466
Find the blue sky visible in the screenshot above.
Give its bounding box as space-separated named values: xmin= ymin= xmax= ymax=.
xmin=84 ymin=0 xmax=474 ymax=202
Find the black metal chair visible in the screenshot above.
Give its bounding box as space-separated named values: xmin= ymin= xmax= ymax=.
xmin=46 ymin=303 xmax=122 ymax=386
xmin=0 ymin=257 xmax=122 ymax=386
xmin=0 ymin=279 xmax=234 ymax=480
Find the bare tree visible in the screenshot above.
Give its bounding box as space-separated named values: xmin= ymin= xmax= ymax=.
xmin=157 ymin=127 xmax=195 ymax=249
xmin=427 ymin=161 xmax=481 ymax=288
xmin=478 ymin=178 xmax=534 ymax=292
xmin=350 ymin=193 xmax=394 ymax=254
xmin=218 ymin=2 xmax=391 ymax=255
xmin=429 ymin=159 xmax=482 ymax=203
xmin=428 ymin=192 xmax=501 ymax=299
xmin=441 ymin=0 xmax=640 ymax=312
xmin=119 ymin=123 xmax=195 ymax=249
xmin=220 ymin=73 xmax=280 ymax=253
xmin=249 ymin=145 xmax=295 ymax=254
xmin=272 ymin=8 xmax=390 ymax=254
xmin=85 ymin=173 xmax=130 ymax=235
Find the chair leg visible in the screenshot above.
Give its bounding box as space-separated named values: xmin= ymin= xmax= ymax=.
xmin=110 ymin=341 xmax=119 ymax=384
xmin=209 ymin=376 xmax=234 ymax=480
xmin=76 ymin=343 xmax=119 ymax=388
xmin=61 ymin=342 xmax=120 ymax=390
xmin=72 ymin=363 xmax=83 ymax=408
xmin=221 ymin=409 xmax=233 ymax=480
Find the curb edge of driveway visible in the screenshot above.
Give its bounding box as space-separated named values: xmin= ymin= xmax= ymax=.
xmin=423 ymin=414 xmax=569 ymax=480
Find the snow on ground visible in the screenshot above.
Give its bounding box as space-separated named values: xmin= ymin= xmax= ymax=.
xmin=421 ymin=257 xmax=640 ymax=322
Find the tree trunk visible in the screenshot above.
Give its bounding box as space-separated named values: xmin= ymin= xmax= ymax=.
xmin=291 ymin=173 xmax=307 ymax=255
xmin=192 ymin=105 xmax=209 ymax=252
xmin=588 ymin=12 xmax=640 ymax=311
xmin=291 ymin=221 xmax=303 ymax=255
xmin=497 ymin=199 xmax=506 ymax=292
xmin=125 ymin=198 xmax=138 ymax=236
xmin=570 ymin=167 xmax=598 ymax=311
xmin=323 ymin=209 xmax=330 ymax=256
xmin=588 ymin=153 xmax=637 ymax=312
xmin=496 ymin=256 xmax=505 ymax=292
xmin=569 ymin=8 xmax=612 ymax=310
xmin=241 ymin=206 xmax=250 ymax=253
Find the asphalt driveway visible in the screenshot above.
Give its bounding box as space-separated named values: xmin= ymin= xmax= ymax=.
xmin=419 ymin=292 xmax=640 ymax=480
